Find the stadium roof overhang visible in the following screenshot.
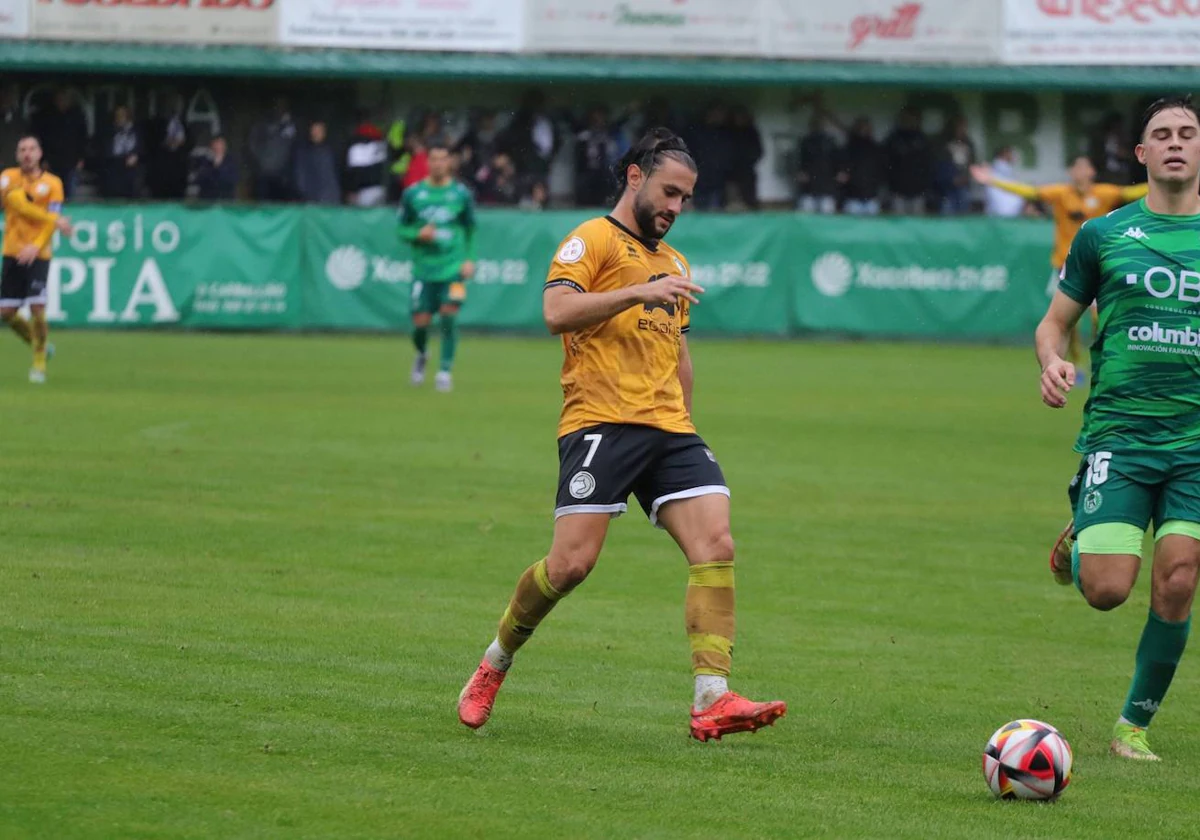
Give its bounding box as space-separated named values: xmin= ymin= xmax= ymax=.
xmin=1 ymin=39 xmax=1198 ymax=91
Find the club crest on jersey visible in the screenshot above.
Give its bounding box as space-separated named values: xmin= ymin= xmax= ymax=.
xmin=36 ymin=183 xmax=49 ymax=195
xmin=643 ymin=273 xmax=676 ymax=317
xmin=1083 ymin=489 xmax=1103 ymax=515
xmin=569 ymin=471 xmax=596 ymax=499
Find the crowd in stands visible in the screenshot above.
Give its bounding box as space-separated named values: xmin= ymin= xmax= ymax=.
xmin=792 ymin=104 xmax=1144 ymax=217
xmin=0 ymin=84 xmax=1144 ymax=215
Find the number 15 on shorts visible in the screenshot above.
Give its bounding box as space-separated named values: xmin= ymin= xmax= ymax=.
xmin=1086 ymin=451 xmax=1112 ymax=487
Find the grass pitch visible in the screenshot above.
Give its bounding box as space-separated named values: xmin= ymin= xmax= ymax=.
xmin=2 ymin=332 xmax=1197 ymax=839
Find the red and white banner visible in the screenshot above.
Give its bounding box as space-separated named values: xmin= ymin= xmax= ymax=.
xmin=31 ymin=0 xmax=278 ymax=45
xmin=765 ymin=0 xmax=1001 ymax=62
xmin=1004 ymin=0 xmax=1200 ymax=64
xmin=280 ymin=0 xmax=524 ymax=52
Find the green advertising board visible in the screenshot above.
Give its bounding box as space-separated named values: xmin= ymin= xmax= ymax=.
xmin=23 ymin=204 xmax=1054 ymax=340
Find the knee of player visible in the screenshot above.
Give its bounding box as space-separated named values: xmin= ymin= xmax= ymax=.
xmin=1157 ymin=558 xmax=1200 ymax=603
xmin=695 ymin=530 xmax=735 ymax=565
xmin=1082 ymin=578 xmax=1132 ymax=611
xmin=547 ymin=547 xmax=599 ymax=591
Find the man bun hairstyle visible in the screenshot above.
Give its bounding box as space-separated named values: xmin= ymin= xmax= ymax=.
xmin=613 ymin=128 xmax=696 ymax=198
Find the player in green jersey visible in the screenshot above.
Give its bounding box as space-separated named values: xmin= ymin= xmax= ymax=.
xmin=1037 ymin=96 xmax=1200 ymax=761
xmin=398 ymin=138 xmax=477 ymax=392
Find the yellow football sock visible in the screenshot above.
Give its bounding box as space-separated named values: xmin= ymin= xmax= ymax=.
xmin=6 ymin=314 xmax=32 ymax=345
xmin=497 ymin=558 xmax=565 ymax=654
xmin=30 ymin=311 xmax=47 ymax=370
xmin=686 ymin=561 xmax=736 ymax=677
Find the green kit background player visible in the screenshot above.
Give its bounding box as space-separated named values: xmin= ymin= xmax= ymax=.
xmin=398 ymin=138 xmax=476 ymax=392
xmin=1037 ymin=95 xmax=1200 ymax=761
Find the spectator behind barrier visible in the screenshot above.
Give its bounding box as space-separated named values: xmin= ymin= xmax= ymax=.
xmin=885 ymin=108 xmax=932 ymax=215
xmin=688 ymin=102 xmax=732 ymax=211
xmin=839 ymin=116 xmax=884 ymax=216
xmin=574 ymin=104 xmax=620 ymax=208
xmin=248 ymin=97 xmax=297 ymax=202
xmin=344 ymin=113 xmax=387 ymax=207
xmin=100 ymin=105 xmax=141 ymax=200
xmin=294 ymin=120 xmax=341 ymax=205
xmin=984 ymin=146 xmax=1027 ymax=218
xmin=936 ymin=115 xmax=977 ymax=215
xmin=797 ymin=113 xmax=840 ymax=215
xmin=32 ymin=88 xmax=88 ymax=199
xmin=146 ymin=94 xmax=191 ymax=200
xmin=727 ymin=105 xmax=763 ymax=210
xmin=0 ymin=84 xmax=28 ymax=166
xmin=195 ymin=134 xmax=239 ymax=201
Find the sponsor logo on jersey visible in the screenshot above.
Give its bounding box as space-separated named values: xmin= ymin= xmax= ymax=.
xmin=642 ymin=273 xmax=676 ymax=317
xmin=1125 ymin=266 xmax=1200 ymax=302
xmin=1127 ymin=322 xmax=1200 ymax=348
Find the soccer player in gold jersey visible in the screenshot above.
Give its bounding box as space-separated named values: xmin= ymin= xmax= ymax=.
xmin=457 ymin=129 xmax=786 ymax=741
xmin=972 ymin=156 xmax=1146 ymax=369
xmin=1 ymin=134 xmax=70 ymax=383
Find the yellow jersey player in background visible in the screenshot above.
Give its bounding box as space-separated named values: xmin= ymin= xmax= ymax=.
xmin=1 ymin=134 xmax=70 ymax=383
xmin=457 ymin=128 xmax=787 ymax=742
xmin=972 ymin=156 xmax=1146 ymax=374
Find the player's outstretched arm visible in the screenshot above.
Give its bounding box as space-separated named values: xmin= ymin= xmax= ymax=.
xmin=543 ymin=276 xmax=703 ymax=335
xmin=1035 ymin=291 xmax=1088 ymax=408
xmin=1119 ymin=183 xmax=1149 ymax=202
xmin=970 ymin=164 xmax=1041 ymax=200
xmin=3 ymin=189 xmax=57 ymax=224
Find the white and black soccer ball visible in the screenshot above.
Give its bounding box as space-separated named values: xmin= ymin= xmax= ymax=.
xmin=982 ymin=719 xmax=1073 ymax=800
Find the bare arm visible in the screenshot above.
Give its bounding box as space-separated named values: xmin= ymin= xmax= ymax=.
xmin=679 ymin=334 xmax=693 ymax=415
xmin=543 ymin=275 xmax=703 ymax=336
xmin=1035 ymin=291 xmax=1089 ymax=408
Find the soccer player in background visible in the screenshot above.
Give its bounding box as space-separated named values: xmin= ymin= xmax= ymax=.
xmin=398 ymin=137 xmax=475 ymax=393
xmin=1036 ymin=96 xmax=1200 ymax=761
xmin=456 ymin=129 xmax=787 ymax=742
xmin=1 ymin=134 xmax=68 ymax=384
xmin=972 ymin=156 xmax=1146 ymax=371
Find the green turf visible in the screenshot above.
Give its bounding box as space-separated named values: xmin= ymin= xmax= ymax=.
xmin=1 ymin=332 xmax=1197 ymax=839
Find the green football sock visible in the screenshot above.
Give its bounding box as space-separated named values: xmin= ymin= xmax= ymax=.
xmin=439 ymin=314 xmax=458 ymax=373
xmin=1120 ymin=609 xmax=1190 ymax=728
xmin=412 ymin=325 xmax=429 ymax=356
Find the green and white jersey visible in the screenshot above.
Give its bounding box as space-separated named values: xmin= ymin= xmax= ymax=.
xmin=398 ymin=179 xmax=476 ymax=283
xmin=1060 ymin=198 xmax=1200 ymax=452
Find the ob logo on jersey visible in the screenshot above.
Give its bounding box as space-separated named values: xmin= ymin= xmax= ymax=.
xmin=643 ymin=273 xmax=676 ymax=317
